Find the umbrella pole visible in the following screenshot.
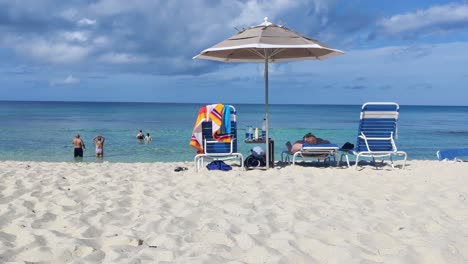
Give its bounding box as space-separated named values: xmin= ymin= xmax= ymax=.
xmin=264 ymin=56 xmax=270 ymax=169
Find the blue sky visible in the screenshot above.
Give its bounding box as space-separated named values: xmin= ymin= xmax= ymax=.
xmin=1 ymin=0 xmax=468 ymax=105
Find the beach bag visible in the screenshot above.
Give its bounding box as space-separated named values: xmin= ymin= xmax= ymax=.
xmin=244 ymin=155 xmax=266 ymax=167
xmin=245 ymin=146 xmax=266 ymax=167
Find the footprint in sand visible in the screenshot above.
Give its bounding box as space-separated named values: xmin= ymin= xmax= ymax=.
xmin=31 ymin=212 xmax=57 ymax=229
xmin=0 ymin=231 xmax=16 ymax=247
xmin=358 ymin=232 xmax=403 ymax=255
xmin=73 ymin=245 xmax=95 ymax=257
xmin=82 ymin=226 xmax=103 ymax=238
xmin=16 ymin=246 xmax=53 ymax=262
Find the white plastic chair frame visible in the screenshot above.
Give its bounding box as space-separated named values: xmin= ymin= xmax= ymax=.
xmin=194 ymin=137 xmax=244 ymax=172
xmin=340 ymin=131 xmax=407 ymax=169
xmin=292 ymin=147 xmax=338 ymax=166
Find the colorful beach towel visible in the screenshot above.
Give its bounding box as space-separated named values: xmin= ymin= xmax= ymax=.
xmin=190 ymin=104 xmax=231 ymax=153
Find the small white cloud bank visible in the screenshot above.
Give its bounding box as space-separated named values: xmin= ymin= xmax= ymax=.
xmin=78 ymin=18 xmax=97 ymax=27
xmin=61 ymin=31 xmax=89 ymax=42
xmin=379 ymin=3 xmax=468 ymax=35
xmin=15 ymin=38 xmax=91 ymax=64
xmin=98 ymin=52 xmax=148 ymax=64
xmin=50 ymin=75 xmax=80 ymax=86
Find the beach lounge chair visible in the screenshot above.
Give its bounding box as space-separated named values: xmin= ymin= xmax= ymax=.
xmin=340 ymin=102 xmax=407 ymax=169
xmin=293 ymin=143 xmax=339 ymax=165
xmin=192 ymin=104 xmax=244 ymax=171
xmin=437 ymin=148 xmax=468 ymax=161
xmin=281 ymin=141 xmax=339 ymax=166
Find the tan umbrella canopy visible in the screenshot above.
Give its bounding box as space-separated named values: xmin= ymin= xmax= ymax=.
xmin=194 ymin=17 xmax=344 ymax=168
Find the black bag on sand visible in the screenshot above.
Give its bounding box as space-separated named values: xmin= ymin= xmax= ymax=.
xmin=244 ymin=155 xmax=266 ymax=167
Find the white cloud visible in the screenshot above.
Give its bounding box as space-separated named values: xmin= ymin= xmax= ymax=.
xmin=88 ymin=0 xmax=153 ymax=16
xmin=379 ymin=3 xmax=468 ymax=35
xmin=16 ymin=38 xmax=91 ymax=64
xmin=61 ymin=31 xmax=89 ymax=42
xmin=60 ymin=8 xmax=79 ymax=21
xmin=92 ymin=36 xmax=110 ymax=46
xmin=229 ymin=0 xmax=302 ymax=28
xmin=98 ymin=52 xmax=148 ymax=64
xmin=78 ymin=18 xmax=97 ymax=27
xmin=50 ymin=75 xmax=80 ymax=86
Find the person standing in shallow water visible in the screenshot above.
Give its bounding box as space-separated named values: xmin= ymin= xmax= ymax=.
xmin=136 ymin=130 xmax=144 ymax=140
xmin=93 ymin=135 xmax=105 ymax=158
xmin=72 ymin=134 xmax=86 ymax=159
xmin=136 ymin=130 xmax=144 ymax=144
xmin=145 ymin=133 xmax=152 ymax=143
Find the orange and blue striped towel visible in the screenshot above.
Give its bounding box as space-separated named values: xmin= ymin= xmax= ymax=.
xmin=190 ymin=104 xmax=231 ymax=153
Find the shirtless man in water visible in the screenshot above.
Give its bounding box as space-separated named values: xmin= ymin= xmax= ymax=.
xmin=93 ymin=135 xmax=105 ymax=158
xmin=72 ymin=134 xmax=86 ymax=158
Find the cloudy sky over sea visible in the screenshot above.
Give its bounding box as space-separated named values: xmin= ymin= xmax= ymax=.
xmin=1 ymin=0 xmax=467 ymax=105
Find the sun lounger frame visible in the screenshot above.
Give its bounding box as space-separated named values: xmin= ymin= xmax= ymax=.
xmin=340 ymin=102 xmax=407 ymax=169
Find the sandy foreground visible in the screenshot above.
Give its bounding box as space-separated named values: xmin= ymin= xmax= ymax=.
xmin=0 ymin=160 xmax=468 ymax=263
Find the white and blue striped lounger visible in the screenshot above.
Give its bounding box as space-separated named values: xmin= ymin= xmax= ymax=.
xmin=340 ymin=102 xmax=407 ymax=169
xmin=437 ymin=148 xmax=468 ymax=161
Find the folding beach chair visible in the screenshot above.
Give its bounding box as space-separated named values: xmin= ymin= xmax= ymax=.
xmin=340 ymin=102 xmax=407 ymax=169
xmin=193 ymin=105 xmax=244 ymax=171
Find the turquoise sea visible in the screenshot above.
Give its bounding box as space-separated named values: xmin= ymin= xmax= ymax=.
xmin=0 ymin=101 xmax=467 ymax=162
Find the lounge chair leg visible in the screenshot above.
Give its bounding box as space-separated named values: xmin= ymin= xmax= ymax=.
xmin=340 ymin=153 xmax=350 ymax=168
xmin=402 ymin=153 xmax=407 ymax=169
xmin=355 ymin=154 xmax=362 ymax=170
xmin=239 ymin=154 xmax=245 ymax=170
xmin=194 ymin=157 xmax=200 ymax=172
xmin=390 ymin=155 xmax=395 ymax=169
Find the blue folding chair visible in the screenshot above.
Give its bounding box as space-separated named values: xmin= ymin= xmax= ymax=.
xmin=194 ymin=105 xmax=244 ymax=171
xmin=340 ymin=102 xmax=407 ymax=169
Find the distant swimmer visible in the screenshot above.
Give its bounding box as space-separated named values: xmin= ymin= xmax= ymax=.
xmin=145 ymin=133 xmax=152 ymax=143
xmin=93 ymin=135 xmax=105 ymax=158
xmin=136 ymin=130 xmax=144 ymax=140
xmin=72 ymin=134 xmax=86 ymax=158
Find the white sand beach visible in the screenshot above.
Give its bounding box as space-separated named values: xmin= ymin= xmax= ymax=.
xmin=1 ymin=160 xmax=468 ymax=263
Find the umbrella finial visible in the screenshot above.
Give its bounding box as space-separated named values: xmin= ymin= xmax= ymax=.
xmin=261 ymin=17 xmax=272 ymax=26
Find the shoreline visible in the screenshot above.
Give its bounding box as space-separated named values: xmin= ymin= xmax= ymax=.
xmin=0 ymin=157 xmax=432 ymax=164
xmin=1 ymin=160 xmax=468 ymax=263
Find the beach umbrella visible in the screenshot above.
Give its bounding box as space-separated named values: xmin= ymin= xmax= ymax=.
xmin=194 ymin=17 xmax=344 ymax=168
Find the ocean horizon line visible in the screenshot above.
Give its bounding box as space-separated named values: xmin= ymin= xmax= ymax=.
xmin=1 ymin=100 xmax=468 ymax=108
